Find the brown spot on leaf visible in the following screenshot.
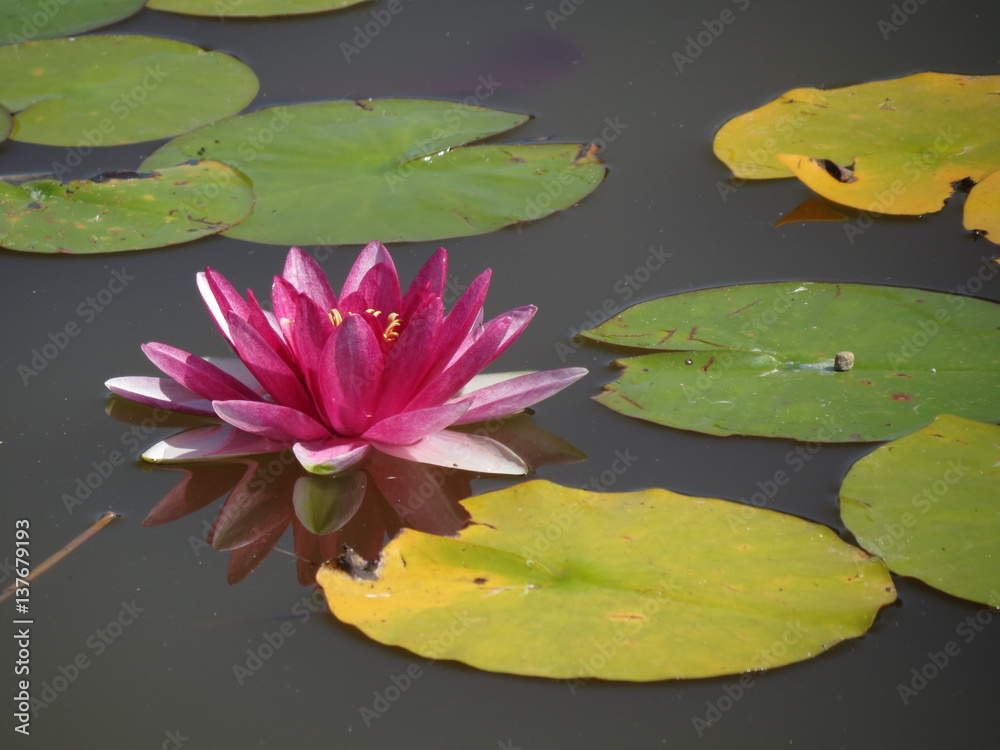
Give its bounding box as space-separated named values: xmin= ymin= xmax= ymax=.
xmin=891 ymin=393 xmax=912 ymax=401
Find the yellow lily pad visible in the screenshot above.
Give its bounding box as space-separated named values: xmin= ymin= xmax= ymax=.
xmin=319 ymin=480 xmax=896 ymax=681
xmin=714 ymin=72 xmax=1000 ymax=241
xmin=964 ymin=169 xmax=1000 ymax=240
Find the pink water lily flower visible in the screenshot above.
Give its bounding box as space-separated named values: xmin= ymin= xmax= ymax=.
xmin=106 ymin=243 xmax=586 ymax=476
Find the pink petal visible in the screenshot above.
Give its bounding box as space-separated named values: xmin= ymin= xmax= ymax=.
xmin=293 ymin=438 xmax=370 ymax=475
xmin=283 ymin=246 xmax=338 ymax=311
xmin=279 ymin=295 xmax=331 ymax=392
xmin=406 ymin=315 xmax=512 ymax=411
xmin=355 ymin=261 xmax=401 ymax=318
xmin=105 ymin=376 xmax=215 ymax=416
xmin=371 ymin=430 xmax=528 ymax=474
xmin=142 ymin=424 xmax=287 ymax=462
xmin=374 ymin=296 xmax=444 ymax=419
xmin=197 ymin=269 xmax=251 ymax=345
xmin=402 ymin=247 xmax=447 ymax=317
xmin=213 ymin=399 xmax=331 ymax=441
xmin=227 ymin=313 xmax=317 ymax=418
xmin=452 ymin=367 xmax=588 ymax=424
xmin=332 ymin=314 xmax=384 ymax=434
xmin=362 ymin=401 xmax=470 ymax=445
xmin=341 ymin=241 xmax=393 ymax=298
xmin=141 ymin=342 xmax=262 ymax=402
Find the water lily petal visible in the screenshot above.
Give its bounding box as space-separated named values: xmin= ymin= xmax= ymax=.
xmin=105 ymin=376 xmax=215 ymax=416
xmin=341 ymin=241 xmax=393 ymax=298
xmin=143 ymin=424 xmax=286 ymax=462
xmin=362 ymin=401 xmax=471 ymax=445
xmin=280 ymin=294 xmax=331 ymax=393
xmin=402 ymin=247 xmax=447 ymax=317
xmin=407 ymin=315 xmax=512 ymax=411
xmin=375 ymin=295 xmax=444 ymax=419
xmin=333 ymin=313 xmax=384 ymax=434
xmin=452 ymin=367 xmax=589 ymax=424
xmin=283 ymin=246 xmax=338 ymax=311
xmin=355 ymin=261 xmax=402 ymax=319
xmin=141 ymin=342 xmax=263 ymax=402
xmin=214 ymin=399 xmax=330 ymax=441
xmin=270 ymin=276 xmax=302 ymax=332
xmin=293 ymin=438 xmax=370 ymax=475
xmin=371 ymin=429 xmax=529 ymax=474
xmin=197 ymin=268 xmax=251 ymax=345
xmin=227 ymin=313 xmax=318 ymax=418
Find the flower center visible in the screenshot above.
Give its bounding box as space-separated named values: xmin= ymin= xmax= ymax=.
xmin=328 ymin=308 xmax=402 ymax=344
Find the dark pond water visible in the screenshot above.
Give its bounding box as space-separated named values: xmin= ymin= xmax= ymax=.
xmin=3 ymin=0 xmax=999 ymax=747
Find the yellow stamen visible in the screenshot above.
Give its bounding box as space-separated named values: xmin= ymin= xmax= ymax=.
xmin=328 ymin=307 xmax=403 ymax=344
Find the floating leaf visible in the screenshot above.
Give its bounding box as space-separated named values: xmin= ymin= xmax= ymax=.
xmin=148 ymin=0 xmax=366 ymax=17
xmin=963 ymin=169 xmax=1000 ymax=241
xmin=0 ymin=0 xmax=146 ymax=44
xmin=841 ymin=415 xmax=1000 ymax=606
xmin=0 ymin=161 xmax=254 ymax=253
xmin=318 ymin=480 xmax=895 ymax=681
xmin=582 ymin=282 xmax=1000 ymax=442
xmin=0 ymin=35 xmax=259 ymax=146
xmin=0 ymin=102 xmax=10 ymax=142
xmin=140 ymin=99 xmax=605 ymax=245
xmin=713 ymin=72 xmax=1000 ymax=243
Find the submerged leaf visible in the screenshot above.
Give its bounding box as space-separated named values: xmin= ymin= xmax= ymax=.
xmin=841 ymin=415 xmax=1000 ymax=606
xmin=582 ymin=282 xmax=1000 ymax=442
xmin=0 ymin=161 xmax=254 ymax=253
xmin=319 ymin=480 xmax=895 ymax=681
xmin=148 ymin=0 xmax=366 ymax=17
xmin=0 ymin=0 xmax=145 ymax=44
xmin=140 ymin=99 xmax=605 ymax=245
xmin=0 ymin=35 xmax=259 ymax=145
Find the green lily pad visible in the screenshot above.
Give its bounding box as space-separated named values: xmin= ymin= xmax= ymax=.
xmin=0 ymin=0 xmax=146 ymax=44
xmin=0 ymin=161 xmax=255 ymax=253
xmin=318 ymin=480 xmax=896 ymax=681
xmin=148 ymin=0 xmax=366 ymax=17
xmin=0 ymin=35 xmax=259 ymax=146
xmin=582 ymin=282 xmax=1000 ymax=442
xmin=841 ymin=415 xmax=1000 ymax=606
xmin=140 ymin=99 xmax=605 ymax=245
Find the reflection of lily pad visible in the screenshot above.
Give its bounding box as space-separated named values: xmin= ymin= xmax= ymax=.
xmin=0 ymin=0 xmax=146 ymax=44
xmin=0 ymin=35 xmax=259 ymax=146
xmin=319 ymin=480 xmax=896 ymax=681
xmin=0 ymin=161 xmax=254 ymax=253
xmin=714 ymin=72 xmax=1000 ymax=243
xmin=148 ymin=0 xmax=366 ymax=17
xmin=582 ymin=282 xmax=1000 ymax=442
xmin=841 ymin=415 xmax=1000 ymax=606
xmin=141 ymin=99 xmax=605 ymax=245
